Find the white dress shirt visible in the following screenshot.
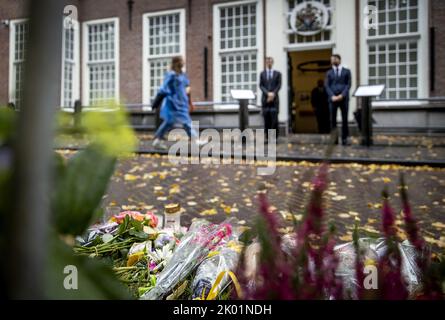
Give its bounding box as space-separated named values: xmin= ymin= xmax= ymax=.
xmin=266 ymin=68 xmax=274 ymax=80
xmin=333 ymin=65 xmax=343 ymax=77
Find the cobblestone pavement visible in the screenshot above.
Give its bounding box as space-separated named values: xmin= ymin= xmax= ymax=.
xmin=57 ymin=132 xmax=445 ymax=164
xmin=100 ymin=153 xmax=445 ymax=252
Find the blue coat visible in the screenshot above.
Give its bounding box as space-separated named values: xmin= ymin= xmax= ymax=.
xmin=159 ymin=71 xmax=191 ymax=125
xmin=324 ymin=67 xmax=352 ymax=102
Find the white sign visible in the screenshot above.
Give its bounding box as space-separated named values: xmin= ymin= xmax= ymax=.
xmin=289 ymin=1 xmax=330 ymax=36
xmin=230 ymin=89 xmax=255 ymax=100
xmin=354 ymin=84 xmax=385 ymax=97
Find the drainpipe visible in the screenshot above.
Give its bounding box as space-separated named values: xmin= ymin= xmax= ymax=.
xmin=263 ymin=0 xmax=266 ymax=66
xmin=355 ymin=0 xmax=360 ymax=86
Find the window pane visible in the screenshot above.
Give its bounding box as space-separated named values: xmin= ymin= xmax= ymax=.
xmin=220 ymin=51 xmax=257 ymax=102
xmin=369 ymin=0 xmax=418 ymax=36
xmin=368 ymin=40 xmax=419 ymax=100
xmin=89 ymin=63 xmax=116 ymax=105
xmin=220 ymin=3 xmax=256 ymax=49
xmin=148 ymin=13 xmax=181 ymax=57
xmin=87 ymin=21 xmax=117 ymax=104
xmin=12 ymin=21 xmax=29 ymax=108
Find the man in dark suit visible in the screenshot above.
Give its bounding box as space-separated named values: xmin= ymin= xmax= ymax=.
xmin=311 ymin=79 xmax=330 ymax=134
xmin=259 ymin=57 xmax=282 ymax=142
xmin=325 ymin=54 xmax=352 ymax=145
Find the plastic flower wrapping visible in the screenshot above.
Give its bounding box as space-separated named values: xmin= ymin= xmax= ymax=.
xmin=140 ymin=219 xmax=235 ymax=300
xmin=280 ymin=235 xmax=423 ymax=299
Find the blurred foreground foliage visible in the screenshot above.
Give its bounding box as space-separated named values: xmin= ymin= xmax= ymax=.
xmin=0 ymin=103 xmax=136 ymax=299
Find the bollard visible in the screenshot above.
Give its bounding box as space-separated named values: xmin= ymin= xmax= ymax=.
xmin=74 ymin=100 xmax=82 ymax=128
xmin=361 ymin=97 xmax=373 ymax=146
xmin=239 ymin=99 xmax=249 ymax=132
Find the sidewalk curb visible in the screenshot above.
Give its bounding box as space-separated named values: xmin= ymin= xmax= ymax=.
xmin=56 ymin=146 xmax=445 ymax=168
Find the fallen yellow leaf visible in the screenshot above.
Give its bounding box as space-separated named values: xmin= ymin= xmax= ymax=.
xmin=124 ymin=174 xmax=139 ymax=181
xmin=382 ymin=177 xmax=392 ymax=183
xmin=199 ymin=208 xmax=218 ymax=216
xmin=432 ymin=222 xmax=445 ymax=229
xmin=339 ymin=234 xmax=353 ymax=242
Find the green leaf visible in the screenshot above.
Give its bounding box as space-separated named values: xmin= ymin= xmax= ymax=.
xmin=117 ymin=215 xmax=131 ymax=235
xmin=52 ymin=146 xmax=116 ymax=235
xmin=128 ymin=229 xmax=148 ymax=240
xmin=129 ymin=219 xmax=144 ymax=232
xmin=45 ymin=233 xmax=130 ymax=299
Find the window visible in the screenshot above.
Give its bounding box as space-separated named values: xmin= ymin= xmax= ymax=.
xmin=61 ymin=21 xmax=79 ymax=108
xmin=366 ymin=0 xmax=421 ymax=99
xmin=83 ymin=18 xmax=119 ymax=106
xmin=214 ymin=1 xmax=262 ymax=102
xmin=368 ymin=40 xmax=418 ymax=99
xmin=221 ymin=52 xmax=257 ymax=102
xmin=368 ymin=0 xmax=418 ymax=38
xmin=143 ymin=10 xmax=185 ymax=106
xmin=9 ymin=20 xmax=29 ymax=109
xmin=287 ymin=0 xmax=333 ymax=45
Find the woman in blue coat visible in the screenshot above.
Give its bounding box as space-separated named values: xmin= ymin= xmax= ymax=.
xmin=152 ymin=56 xmax=205 ymax=149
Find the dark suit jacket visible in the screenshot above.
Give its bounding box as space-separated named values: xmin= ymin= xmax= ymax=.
xmin=324 ymin=67 xmax=352 ymax=102
xmin=259 ymin=69 xmax=282 ymax=109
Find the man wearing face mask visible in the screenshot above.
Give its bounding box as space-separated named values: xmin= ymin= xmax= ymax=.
xmin=325 ymin=54 xmax=352 ymax=145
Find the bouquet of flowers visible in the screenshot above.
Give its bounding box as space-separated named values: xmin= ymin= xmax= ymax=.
xmin=191 ymin=242 xmax=241 ymax=300
xmin=140 ymin=219 xmax=233 ymax=300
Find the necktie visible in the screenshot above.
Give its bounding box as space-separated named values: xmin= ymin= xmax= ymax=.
xmin=336 ymin=67 xmax=340 ymax=78
xmin=268 ymin=70 xmax=272 ymax=81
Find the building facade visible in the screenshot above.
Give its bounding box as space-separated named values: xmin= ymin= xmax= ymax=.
xmin=0 ymin=0 xmax=443 ymax=133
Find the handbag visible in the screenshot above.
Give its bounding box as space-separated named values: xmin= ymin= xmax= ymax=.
xmin=151 ymin=91 xmax=166 ymax=110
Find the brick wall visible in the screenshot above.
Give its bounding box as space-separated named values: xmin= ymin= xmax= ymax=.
xmin=2 ymin=0 xmax=442 ymax=106
xmin=0 ymin=0 xmax=240 ymax=106
xmin=79 ymin=0 xmax=188 ymax=104
xmin=431 ymin=0 xmax=445 ymax=97
xmin=78 ymin=0 xmax=236 ymax=104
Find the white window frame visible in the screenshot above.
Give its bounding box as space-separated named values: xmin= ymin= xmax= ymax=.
xmin=359 ymin=0 xmax=429 ymax=99
xmin=82 ymin=17 xmax=120 ymax=106
xmin=142 ymin=9 xmax=186 ymax=107
xmin=8 ymin=18 xmax=28 ymax=108
xmin=213 ymin=0 xmax=264 ymax=104
xmin=61 ymin=20 xmax=80 ymax=109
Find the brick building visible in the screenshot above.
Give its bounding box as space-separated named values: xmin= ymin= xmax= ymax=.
xmin=0 ymin=0 xmax=443 ymax=133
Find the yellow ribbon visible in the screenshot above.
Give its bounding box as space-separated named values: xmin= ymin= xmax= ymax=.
xmin=195 ymin=270 xmax=243 ymax=300
xmin=206 ymin=251 xmax=220 ymax=259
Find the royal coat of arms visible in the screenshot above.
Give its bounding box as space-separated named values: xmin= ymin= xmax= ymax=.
xmin=289 ymin=1 xmax=329 ymax=36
